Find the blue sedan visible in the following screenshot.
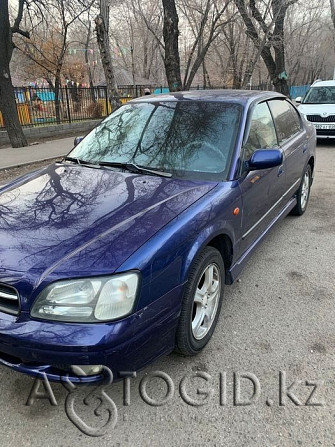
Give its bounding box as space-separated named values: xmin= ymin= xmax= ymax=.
xmin=0 ymin=90 xmax=316 ymax=383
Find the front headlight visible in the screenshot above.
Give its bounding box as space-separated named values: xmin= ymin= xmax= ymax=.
xmin=30 ymin=272 xmax=140 ymax=322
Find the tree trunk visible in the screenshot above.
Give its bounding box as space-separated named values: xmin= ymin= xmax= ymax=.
xmin=0 ymin=0 xmax=27 ymax=147
xmin=242 ymin=59 xmax=253 ymax=89
xmin=330 ymin=0 xmax=335 ymax=31
xmin=271 ymin=0 xmax=290 ymax=96
xmin=162 ymin=0 xmax=182 ymax=92
xmin=84 ymin=18 xmax=96 ymax=102
xmin=234 ymin=0 xmax=292 ymax=96
xmin=54 ymin=70 xmax=62 ymax=124
xmin=95 ymin=8 xmax=121 ymax=110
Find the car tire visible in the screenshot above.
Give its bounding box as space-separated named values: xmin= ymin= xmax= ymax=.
xmin=175 ymin=246 xmax=225 ymax=356
xmin=291 ymin=164 xmax=312 ymax=216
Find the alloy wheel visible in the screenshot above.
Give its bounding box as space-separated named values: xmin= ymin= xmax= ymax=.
xmin=192 ymin=263 xmax=221 ymax=340
xmin=300 ymin=171 xmax=310 ymax=210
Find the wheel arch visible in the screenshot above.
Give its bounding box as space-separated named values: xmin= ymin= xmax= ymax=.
xmin=308 ymin=155 xmax=315 ymax=180
xmin=207 ymin=234 xmax=234 ymax=282
xmin=181 ymin=228 xmax=235 ymax=286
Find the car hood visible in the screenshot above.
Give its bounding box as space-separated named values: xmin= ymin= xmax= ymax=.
xmin=0 ymin=163 xmax=217 ymax=286
xmin=298 ymin=103 xmax=335 ymax=115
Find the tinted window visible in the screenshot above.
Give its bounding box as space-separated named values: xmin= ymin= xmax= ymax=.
xmin=303 ymin=86 xmax=335 ymax=104
xmin=268 ymin=100 xmax=301 ymax=144
xmin=243 ymin=102 xmax=277 ymax=160
xmin=69 ymin=101 xmax=242 ymax=181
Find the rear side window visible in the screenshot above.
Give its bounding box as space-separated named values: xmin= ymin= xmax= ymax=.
xmin=268 ymin=100 xmax=301 ymax=144
xmin=243 ymin=102 xmax=278 ymax=160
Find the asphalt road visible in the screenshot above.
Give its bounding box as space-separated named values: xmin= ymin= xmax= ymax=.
xmin=0 ymin=142 xmax=334 ymax=447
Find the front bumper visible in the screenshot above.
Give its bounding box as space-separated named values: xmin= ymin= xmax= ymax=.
xmin=0 ymin=285 xmax=183 ymax=383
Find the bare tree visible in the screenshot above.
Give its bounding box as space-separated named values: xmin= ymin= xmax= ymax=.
xmin=286 ymin=1 xmax=331 ymax=85
xmin=95 ymin=0 xmax=121 ymax=108
xmin=0 ymin=0 xmax=30 ymax=147
xmin=17 ymin=0 xmax=94 ymax=123
xmin=127 ymin=0 xmax=164 ymax=82
xmin=126 ymin=0 xmax=165 ymax=83
xmin=135 ymin=0 xmax=233 ymax=90
xmin=209 ymin=12 xmax=258 ymax=88
xmin=234 ymin=0 xmax=297 ymax=95
xmin=78 ymin=10 xmax=97 ymax=91
xmin=179 ymin=0 xmax=233 ymax=89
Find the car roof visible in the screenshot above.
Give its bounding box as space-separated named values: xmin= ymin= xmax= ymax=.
xmin=311 ymin=80 xmax=335 ymax=87
xmin=130 ymin=89 xmax=286 ymax=106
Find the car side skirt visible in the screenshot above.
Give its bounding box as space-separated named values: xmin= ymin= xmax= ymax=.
xmin=227 ymin=197 xmax=297 ymax=284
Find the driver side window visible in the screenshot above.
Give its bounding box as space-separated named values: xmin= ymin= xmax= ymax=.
xmin=244 ymin=102 xmax=278 ymax=161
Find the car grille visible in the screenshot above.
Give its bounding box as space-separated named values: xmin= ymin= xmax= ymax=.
xmin=307 ymin=115 xmax=335 ymax=122
xmin=0 ymin=284 xmax=20 ymax=315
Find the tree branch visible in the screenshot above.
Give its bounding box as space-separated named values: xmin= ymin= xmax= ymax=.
xmin=11 ymin=0 xmax=30 ymax=38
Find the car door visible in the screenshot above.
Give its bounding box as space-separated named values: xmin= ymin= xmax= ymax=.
xmin=268 ymin=99 xmax=308 ymax=194
xmin=237 ymin=101 xmax=286 ymax=255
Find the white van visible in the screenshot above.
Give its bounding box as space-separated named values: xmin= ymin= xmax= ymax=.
xmin=296 ymin=80 xmax=335 ymax=139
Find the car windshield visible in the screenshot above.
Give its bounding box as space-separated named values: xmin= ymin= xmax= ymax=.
xmin=68 ymin=101 xmax=242 ymax=181
xmin=303 ymin=86 xmax=335 ymax=104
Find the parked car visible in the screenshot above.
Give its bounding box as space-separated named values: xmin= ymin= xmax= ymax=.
xmin=0 ymin=90 xmax=315 ymax=383
xmin=296 ymin=79 xmax=335 ymax=138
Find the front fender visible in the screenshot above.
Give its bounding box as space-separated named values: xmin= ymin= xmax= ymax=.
xmin=117 ymin=182 xmax=242 ymax=310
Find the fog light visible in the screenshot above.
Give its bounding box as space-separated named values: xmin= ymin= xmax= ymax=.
xmin=71 ymin=365 xmax=103 ymax=376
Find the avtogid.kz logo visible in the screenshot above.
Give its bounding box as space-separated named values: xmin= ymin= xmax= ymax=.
xmin=25 ymin=368 xmax=324 ymax=437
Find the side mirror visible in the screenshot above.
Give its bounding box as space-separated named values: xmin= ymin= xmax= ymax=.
xmin=74 ymin=136 xmax=84 ymax=146
xmin=247 ymin=149 xmax=283 ymax=171
xmin=295 ymin=96 xmax=302 ymax=103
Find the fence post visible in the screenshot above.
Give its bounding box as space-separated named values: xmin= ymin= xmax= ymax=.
xmin=64 ymin=86 xmax=71 ymax=123
xmin=105 ymin=87 xmax=108 ymax=116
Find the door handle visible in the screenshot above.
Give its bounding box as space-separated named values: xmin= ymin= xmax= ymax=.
xmin=303 ymin=144 xmax=308 ymax=153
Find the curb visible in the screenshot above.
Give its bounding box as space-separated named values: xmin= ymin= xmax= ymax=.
xmin=0 ymin=155 xmax=65 ymax=171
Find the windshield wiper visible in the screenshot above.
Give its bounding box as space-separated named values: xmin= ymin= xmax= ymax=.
xmin=97 ymin=161 xmax=172 ymax=178
xmin=63 ymin=157 xmax=172 ymax=177
xmin=62 ymin=156 xmax=101 ymax=168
